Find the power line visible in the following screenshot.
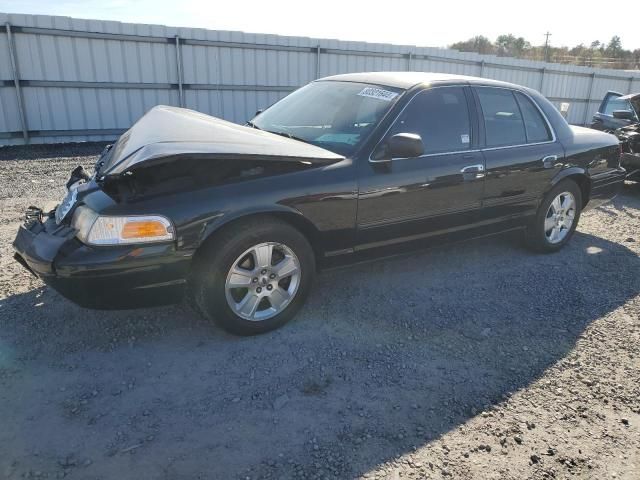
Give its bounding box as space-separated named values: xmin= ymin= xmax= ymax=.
xmin=544 ymin=31 xmax=552 ymax=62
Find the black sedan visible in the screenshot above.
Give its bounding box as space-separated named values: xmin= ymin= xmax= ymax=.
xmin=13 ymin=72 xmax=625 ymax=335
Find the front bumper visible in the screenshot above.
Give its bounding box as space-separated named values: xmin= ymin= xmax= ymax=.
xmin=13 ymin=216 xmax=191 ymax=309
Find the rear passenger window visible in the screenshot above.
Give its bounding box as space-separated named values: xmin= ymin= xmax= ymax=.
xmin=515 ymin=92 xmax=552 ymax=143
xmin=387 ymin=87 xmax=471 ymax=155
xmin=476 ymin=88 xmax=526 ymax=147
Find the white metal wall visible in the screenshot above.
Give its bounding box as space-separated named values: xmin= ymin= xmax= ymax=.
xmin=1 ymin=12 xmax=639 ymax=145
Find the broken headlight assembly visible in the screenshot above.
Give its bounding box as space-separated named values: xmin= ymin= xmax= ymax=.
xmin=71 ymin=206 xmax=175 ymax=246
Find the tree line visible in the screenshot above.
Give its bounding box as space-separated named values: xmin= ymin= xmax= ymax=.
xmin=449 ymin=35 xmax=639 ymax=70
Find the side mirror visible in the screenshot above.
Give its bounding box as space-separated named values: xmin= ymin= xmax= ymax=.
xmin=612 ymin=109 xmax=634 ymax=120
xmin=387 ymin=133 xmax=424 ymax=159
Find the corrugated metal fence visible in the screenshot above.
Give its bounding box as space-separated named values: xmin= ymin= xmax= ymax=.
xmin=1 ymin=12 xmax=640 ymax=145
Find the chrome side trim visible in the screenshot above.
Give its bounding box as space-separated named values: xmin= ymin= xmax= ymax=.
xmin=369 ymin=148 xmax=481 ymax=164
xmin=481 ymin=141 xmax=556 ymax=152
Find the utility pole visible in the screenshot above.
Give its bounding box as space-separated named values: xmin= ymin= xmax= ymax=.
xmin=543 ymin=31 xmax=552 ymax=63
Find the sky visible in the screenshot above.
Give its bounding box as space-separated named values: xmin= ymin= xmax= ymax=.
xmin=1 ymin=0 xmax=638 ymax=51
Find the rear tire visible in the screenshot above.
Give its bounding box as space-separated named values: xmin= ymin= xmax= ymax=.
xmin=191 ymin=218 xmax=315 ymax=335
xmin=525 ymin=179 xmax=582 ymax=253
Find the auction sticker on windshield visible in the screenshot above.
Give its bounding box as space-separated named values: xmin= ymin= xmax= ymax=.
xmin=358 ymin=87 xmax=399 ymax=102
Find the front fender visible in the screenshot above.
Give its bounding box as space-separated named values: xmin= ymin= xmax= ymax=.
xmin=197 ymin=204 xmax=317 ymax=249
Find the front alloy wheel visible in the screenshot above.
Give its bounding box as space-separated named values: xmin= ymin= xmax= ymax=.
xmin=192 ymin=217 xmax=315 ymax=335
xmin=225 ymin=242 xmax=301 ymax=321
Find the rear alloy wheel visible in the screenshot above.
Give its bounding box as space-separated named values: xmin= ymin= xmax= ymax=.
xmin=525 ymin=179 xmax=582 ymax=252
xmin=191 ymin=218 xmax=315 ymax=335
xmin=543 ymin=191 xmax=576 ymax=244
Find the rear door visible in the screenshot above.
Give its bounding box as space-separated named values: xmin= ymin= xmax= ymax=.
xmin=473 ymin=86 xmax=563 ymax=221
xmin=592 ymin=91 xmax=637 ymax=130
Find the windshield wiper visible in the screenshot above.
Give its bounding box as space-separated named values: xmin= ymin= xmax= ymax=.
xmin=247 ymin=122 xmax=311 ymax=145
xmin=265 ymin=129 xmax=311 ymax=145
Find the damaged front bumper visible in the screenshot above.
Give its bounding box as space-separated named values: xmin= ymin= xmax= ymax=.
xmin=13 ymin=211 xmax=191 ymax=309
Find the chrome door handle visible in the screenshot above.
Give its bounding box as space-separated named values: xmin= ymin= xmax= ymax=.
xmin=542 ymin=155 xmax=558 ymax=168
xmin=460 ymin=164 xmax=484 ymax=173
xmin=460 ymin=164 xmax=485 ymax=179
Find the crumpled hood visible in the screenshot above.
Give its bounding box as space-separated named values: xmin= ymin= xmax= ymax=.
xmin=102 ymin=105 xmax=344 ymax=175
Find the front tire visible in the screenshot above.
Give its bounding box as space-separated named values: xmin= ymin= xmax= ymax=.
xmin=191 ymin=218 xmax=315 ymax=335
xmin=525 ymin=179 xmax=582 ymax=253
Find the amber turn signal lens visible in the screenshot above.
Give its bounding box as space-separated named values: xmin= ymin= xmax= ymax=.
xmin=121 ymin=220 xmax=168 ymax=239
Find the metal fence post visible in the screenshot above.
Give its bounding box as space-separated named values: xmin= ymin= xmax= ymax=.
xmin=316 ymin=45 xmax=321 ymax=79
xmin=407 ymin=51 xmax=412 ymax=71
xmin=582 ymin=72 xmax=596 ymax=126
xmin=5 ymin=22 xmax=29 ymax=143
xmin=174 ymin=35 xmax=184 ymax=107
xmin=539 ymin=68 xmax=546 ymax=93
xmin=629 ymin=76 xmax=635 ymax=94
xmin=479 ymin=60 xmax=485 ymax=77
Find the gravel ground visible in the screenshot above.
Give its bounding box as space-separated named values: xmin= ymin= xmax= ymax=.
xmin=0 ymin=144 xmax=639 ymax=480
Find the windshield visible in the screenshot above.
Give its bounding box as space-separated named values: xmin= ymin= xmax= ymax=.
xmin=251 ymin=81 xmax=404 ymax=156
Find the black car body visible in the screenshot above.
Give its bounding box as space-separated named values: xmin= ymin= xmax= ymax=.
xmin=14 ymin=72 xmax=625 ymax=335
xmin=590 ymin=90 xmax=640 ymax=180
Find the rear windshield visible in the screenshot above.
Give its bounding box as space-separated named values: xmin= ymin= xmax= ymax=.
xmin=252 ymin=81 xmax=404 ymax=156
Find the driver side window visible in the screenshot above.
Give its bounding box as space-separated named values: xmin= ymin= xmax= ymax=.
xmin=386 ymin=87 xmax=472 ymax=156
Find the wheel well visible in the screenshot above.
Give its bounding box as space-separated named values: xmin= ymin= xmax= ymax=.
xmin=194 ymin=211 xmax=323 ymax=265
xmin=563 ymin=174 xmax=591 ymax=209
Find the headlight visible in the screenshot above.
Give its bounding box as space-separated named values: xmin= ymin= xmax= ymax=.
xmin=71 ymin=206 xmax=175 ymax=245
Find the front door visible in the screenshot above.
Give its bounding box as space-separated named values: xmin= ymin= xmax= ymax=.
xmin=356 ymin=85 xmax=485 ymax=249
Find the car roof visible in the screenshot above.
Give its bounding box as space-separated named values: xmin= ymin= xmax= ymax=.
xmin=618 ymin=92 xmax=640 ymax=100
xmin=318 ymin=71 xmax=523 ymax=90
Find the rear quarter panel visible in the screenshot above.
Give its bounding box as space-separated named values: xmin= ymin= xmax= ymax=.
xmin=559 ymin=126 xmax=625 ymax=209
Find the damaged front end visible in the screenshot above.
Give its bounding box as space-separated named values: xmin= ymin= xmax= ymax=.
xmin=614 ymin=123 xmax=640 ymax=180
xmin=12 ymin=105 xmax=346 ymax=309
xmin=11 ymin=160 xmax=191 ymax=308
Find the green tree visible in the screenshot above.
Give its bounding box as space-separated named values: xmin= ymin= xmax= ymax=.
xmin=450 ymin=35 xmax=495 ymax=55
xmin=495 ymin=34 xmax=530 ymax=57
xmin=447 ymin=34 xmax=637 ymax=70
xmin=605 ymin=36 xmax=623 ymax=58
